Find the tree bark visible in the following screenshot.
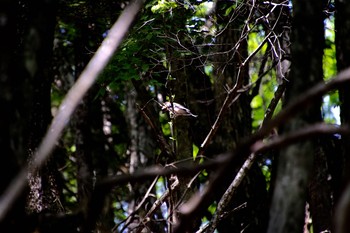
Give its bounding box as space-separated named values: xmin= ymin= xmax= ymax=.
xmin=212 ymin=2 xmax=268 ymax=232
xmin=334 ymin=1 xmax=350 ymax=232
xmin=0 ymin=1 xmax=28 ymax=232
xmin=24 ymin=0 xmax=61 ymax=215
xmin=335 ymin=0 xmax=350 ymax=192
xmin=308 ymin=138 xmax=333 ymax=233
xmin=125 ymin=84 xmax=158 ymax=232
xmin=267 ymin=0 xmax=324 ymax=232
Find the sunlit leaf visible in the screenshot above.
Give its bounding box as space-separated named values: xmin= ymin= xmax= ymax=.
xmin=251 ymin=95 xmax=263 ymax=109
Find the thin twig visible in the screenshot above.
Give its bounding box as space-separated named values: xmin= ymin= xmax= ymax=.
xmin=137 ymin=104 xmax=174 ymax=159
xmin=114 ymin=175 xmax=160 ymax=232
xmin=206 ymin=79 xmax=286 ymax=233
xmin=198 ymin=30 xmax=273 ymax=157
xmin=136 ymin=175 xmax=180 ymax=233
xmin=96 ymin=124 xmax=349 ymax=190
xmin=173 ymin=66 xmax=350 ymax=233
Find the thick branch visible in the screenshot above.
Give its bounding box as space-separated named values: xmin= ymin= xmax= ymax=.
xmin=173 ymin=67 xmax=350 ymax=233
xmin=0 ymin=0 xmax=145 ymax=222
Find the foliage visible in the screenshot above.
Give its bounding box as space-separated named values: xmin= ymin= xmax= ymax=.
xmin=322 ymin=16 xmax=339 ymax=124
xmin=2 ymin=0 xmax=348 ymax=232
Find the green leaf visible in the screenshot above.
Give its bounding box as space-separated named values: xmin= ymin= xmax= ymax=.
xmin=193 ymin=144 xmax=199 ymax=159
xmin=251 ymin=95 xmax=263 ymax=109
xmin=195 ymin=2 xmax=213 ymax=17
xmin=261 ymin=165 xmax=271 ymax=190
xmin=207 ymin=203 xmax=217 ymax=215
xmin=141 ymin=64 xmax=150 ymax=72
xmin=151 ymin=0 xmax=178 ymax=14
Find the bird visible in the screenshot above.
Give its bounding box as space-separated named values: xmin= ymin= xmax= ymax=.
xmin=161 ymin=101 xmax=198 ymax=118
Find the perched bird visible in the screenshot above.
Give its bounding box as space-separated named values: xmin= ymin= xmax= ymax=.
xmin=162 ymin=101 xmax=198 ymax=118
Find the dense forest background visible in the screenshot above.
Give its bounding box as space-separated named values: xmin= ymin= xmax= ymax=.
xmin=1 ymin=0 xmax=350 ymax=232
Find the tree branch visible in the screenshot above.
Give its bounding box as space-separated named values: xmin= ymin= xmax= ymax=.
xmin=206 ymin=78 xmax=286 ymax=233
xmin=173 ymin=66 xmax=350 ymax=233
xmin=0 ymin=0 xmax=145 ymax=222
xmin=137 ymin=103 xmax=175 ymax=160
xmin=198 ymin=21 xmax=277 ymax=157
xmin=92 ymin=123 xmax=347 ymax=233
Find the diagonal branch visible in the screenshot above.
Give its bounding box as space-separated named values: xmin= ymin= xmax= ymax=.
xmin=198 ymin=30 xmax=272 ymax=157
xmin=206 ymin=79 xmax=286 ymax=233
xmin=137 ymin=104 xmax=175 ymax=160
xmin=94 ymin=124 xmax=349 ymax=189
xmin=0 ymin=0 xmax=145 ymax=222
xmin=89 ymin=123 xmax=350 ymax=233
xmin=173 ymin=66 xmax=350 ymax=233
xmin=87 ymin=123 xmax=349 ymax=233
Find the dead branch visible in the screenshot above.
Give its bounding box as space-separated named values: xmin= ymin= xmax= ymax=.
xmin=94 ymin=124 xmax=349 ymax=189
xmin=137 ymin=103 xmax=175 ymax=160
xmin=0 ymin=0 xmax=145 ymax=222
xmin=198 ymin=3 xmax=283 ymax=157
xmin=84 ymin=123 xmax=349 ymax=233
xmin=173 ymin=67 xmax=350 ymax=233
xmin=252 ymin=123 xmax=350 ymax=154
xmin=114 ymin=176 xmax=160 ymax=232
xmin=206 ymin=79 xmax=286 ymax=232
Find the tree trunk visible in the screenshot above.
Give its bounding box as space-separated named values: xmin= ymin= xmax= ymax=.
xmin=308 ymin=138 xmax=333 ymax=233
xmin=335 ymin=0 xmax=350 ymax=193
xmin=267 ymin=0 xmax=324 ymax=232
xmin=212 ymin=2 xmax=268 ymax=232
xmin=71 ymin=7 xmax=111 ymax=230
xmin=161 ymin=9 xmax=200 ymax=231
xmin=334 ymin=1 xmax=350 ymax=232
xmin=25 ymin=0 xmax=61 ymax=215
xmin=124 ymin=84 xmax=158 ymax=232
xmin=0 ymin=1 xmax=28 ymax=232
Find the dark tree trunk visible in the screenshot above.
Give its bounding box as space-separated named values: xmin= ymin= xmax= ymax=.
xmin=308 ymin=138 xmax=333 ymax=233
xmin=24 ymin=0 xmax=61 ymax=215
xmin=212 ymin=2 xmax=268 ymax=233
xmin=335 ymin=0 xmax=350 ymax=192
xmin=72 ymin=20 xmax=109 ymax=232
xmin=160 ymin=9 xmax=201 ymax=231
xmin=306 ymin=1 xmax=333 ymax=231
xmin=0 ymin=1 xmax=29 ymax=232
xmin=124 ymin=84 xmax=159 ymax=232
xmin=212 ymin=10 xmax=251 ymax=152
xmin=334 ymin=1 xmax=350 ymax=232
xmin=264 ymin=0 xmax=292 ymax=212
xmin=267 ymin=0 xmax=324 ymax=232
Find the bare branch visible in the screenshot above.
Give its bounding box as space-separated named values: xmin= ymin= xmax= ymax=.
xmin=135 ymin=178 xmax=179 ymax=233
xmin=94 ymin=124 xmax=349 ymax=191
xmin=262 ymin=81 xmax=286 ymax=126
xmin=114 ymin=176 xmax=160 ymax=232
xmin=0 ymin=0 xmax=145 ymax=222
xmin=137 ymin=103 xmax=175 ymax=160
xmin=206 ymin=79 xmax=286 ymax=233
xmin=173 ymin=66 xmax=350 ymax=233
xmin=205 ymin=152 xmax=257 ymax=233
xmin=198 ymin=2 xmax=284 ymax=157
xmin=88 ymin=123 xmax=349 ymax=233
xmin=255 ymin=67 xmax=350 ymax=141
xmin=252 ymin=124 xmax=350 ymax=154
